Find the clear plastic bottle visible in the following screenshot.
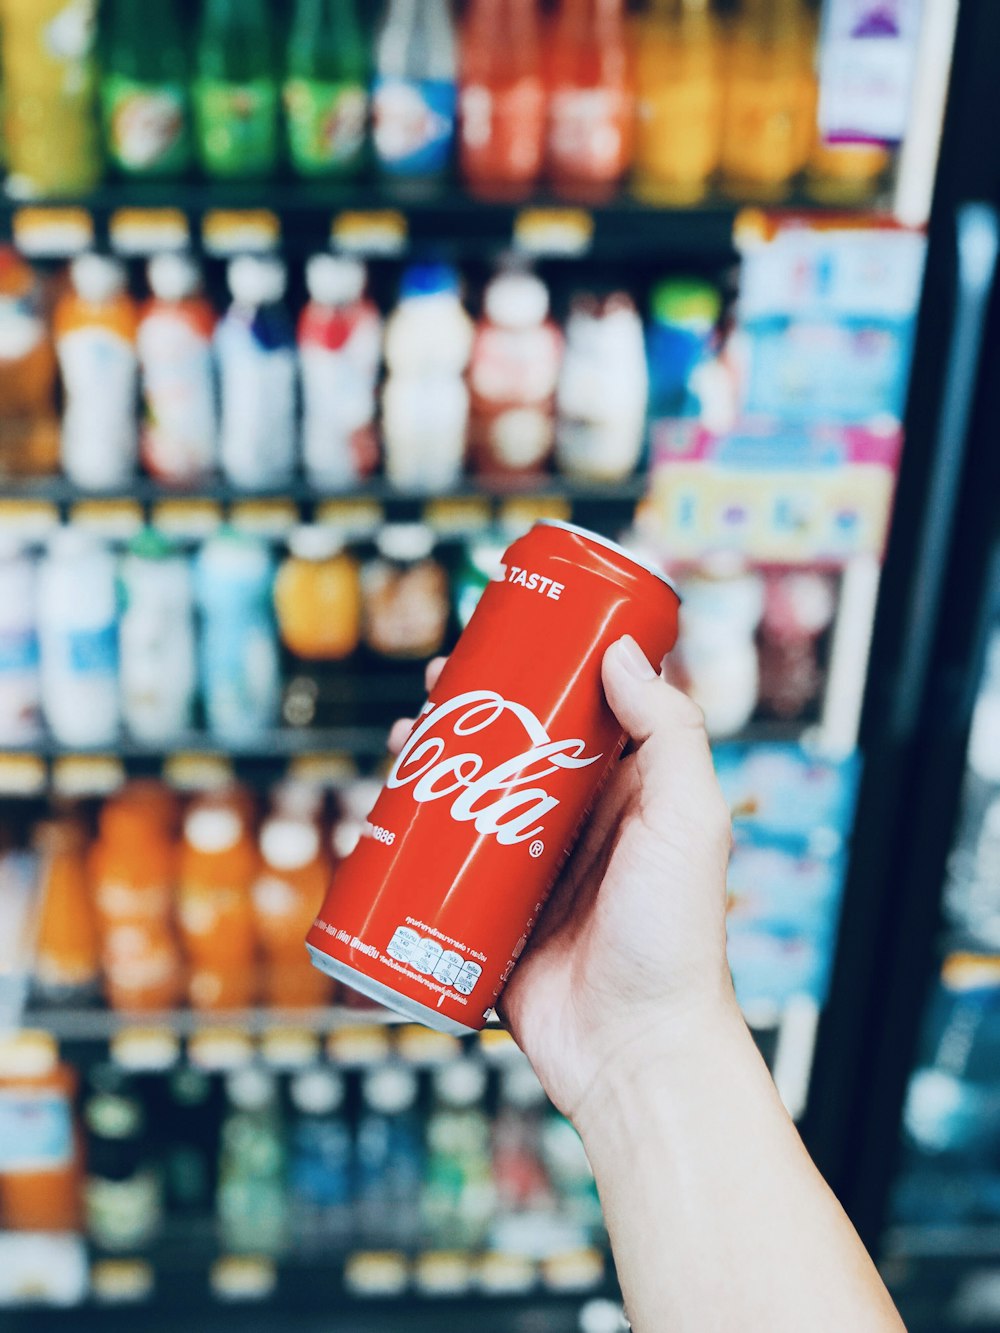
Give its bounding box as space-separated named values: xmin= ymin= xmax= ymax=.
xmin=0 ymin=537 xmax=40 ymax=744
xmin=362 ymin=524 xmax=450 ymax=660
xmin=288 ymin=1068 xmax=352 ymax=1245
xmin=216 ymin=257 xmax=297 ymax=489
xmin=372 ymin=0 xmax=457 ymax=189
xmin=217 ymin=1067 xmax=287 ymax=1254
xmin=356 ymin=1064 xmax=424 ymax=1247
xmin=422 ymin=1060 xmax=495 ymax=1248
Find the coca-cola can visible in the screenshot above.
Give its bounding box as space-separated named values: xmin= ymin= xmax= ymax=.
xmin=306 ymin=520 xmax=680 ymax=1033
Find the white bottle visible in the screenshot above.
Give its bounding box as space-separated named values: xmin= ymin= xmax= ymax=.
xmin=119 ymin=531 xmax=196 ymax=744
xmin=0 ymin=538 xmax=40 ymax=744
xmin=138 ymin=253 xmax=217 ymax=484
xmin=56 ymin=254 xmax=138 ymax=490
xmin=556 ymin=291 xmax=649 ymax=480
xmin=676 ymin=560 xmax=766 ymax=738
xmin=299 ymin=255 xmax=383 ymax=487
xmin=382 ymin=262 xmax=472 ymax=490
xmin=216 ymin=257 xmax=297 ymax=489
xmin=37 ymin=528 xmax=119 ymax=747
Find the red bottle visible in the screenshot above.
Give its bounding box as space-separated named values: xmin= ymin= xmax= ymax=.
xmin=306 ymin=520 xmax=680 ymax=1034
xmin=545 ymin=0 xmax=635 ymax=200
xmin=459 ymin=0 xmax=546 ymax=200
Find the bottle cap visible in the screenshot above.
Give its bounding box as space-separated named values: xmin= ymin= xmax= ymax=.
xmin=433 ymin=1059 xmax=488 ymax=1107
xmin=362 ymin=1064 xmax=418 ymax=1113
xmin=290 ymin=1067 xmax=345 ymax=1116
xmin=195 ymin=529 xmax=273 ymax=585
xmin=375 ymin=523 xmax=435 ymax=564
xmin=399 ymin=261 xmax=460 ymax=301
xmin=650 ymin=277 xmax=721 ymax=329
xmin=305 ymin=253 xmax=367 ymax=305
xmin=126 ymin=528 xmax=179 ymax=562
xmin=225 ymin=1066 xmax=276 ymax=1111
xmin=71 ymin=253 xmax=127 ymax=303
xmin=259 ymin=816 xmax=320 ymax=871
xmin=227 ymin=255 xmax=287 ymax=307
xmin=338 ymin=779 xmax=382 ymax=823
xmin=484 ymin=272 xmax=549 ymax=328
xmin=0 ymin=1030 xmax=59 ymax=1078
xmin=184 ymin=806 xmax=243 ymax=854
xmin=287 ymin=524 xmax=346 ymax=562
xmin=45 ymin=526 xmax=101 ymax=561
xmin=147 ymin=252 xmax=202 ymax=303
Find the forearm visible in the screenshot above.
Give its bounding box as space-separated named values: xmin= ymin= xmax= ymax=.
xmin=575 ymin=998 xmax=903 ymax=1333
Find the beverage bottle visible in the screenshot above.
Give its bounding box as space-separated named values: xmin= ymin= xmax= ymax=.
xmin=633 ymin=0 xmax=723 ymax=205
xmin=217 ymin=1067 xmax=287 ymax=1254
xmin=0 ymin=248 xmax=59 ymax=476
xmin=468 ymin=270 xmax=562 ymax=478
xmin=177 ymin=793 xmax=259 ymax=1010
xmin=0 ymin=1031 xmax=82 ymax=1231
xmin=805 ymin=139 xmax=891 ymax=206
xmin=119 ymin=530 xmax=196 ymax=744
xmin=356 ymin=1065 xmax=424 ymax=1247
xmin=137 ymin=254 xmax=217 ymax=485
xmin=252 ymin=814 xmax=335 ymax=1007
xmin=194 ymin=531 xmax=280 ymax=741
xmin=555 ymin=290 xmax=648 ymax=480
xmin=216 ymin=257 xmax=296 ymax=489
xmin=382 ymin=262 xmax=472 ymax=490
xmin=193 ymin=0 xmax=279 ymax=179
xmin=540 ymin=1108 xmax=602 ymax=1237
xmin=756 ymin=570 xmax=836 ymax=719
xmin=720 ymin=0 xmax=817 ymax=201
xmin=83 ymin=1068 xmax=163 ymax=1251
xmin=646 ymin=277 xmax=721 ymax=420
xmin=459 ymin=0 xmax=545 ymax=200
xmin=545 ymin=0 xmax=635 ymax=201
xmin=54 ymin=255 xmax=138 ymax=491
xmin=298 ymin=255 xmax=382 ymax=487
xmin=0 ymin=537 xmax=40 ymax=744
xmin=372 ymin=0 xmax=457 ymax=188
xmin=101 ymin=0 xmax=191 ymax=178
xmin=89 ymin=791 xmax=183 ymax=1011
xmin=362 ymin=524 xmax=450 ymax=660
xmin=31 ymin=818 xmax=100 ymax=1005
xmin=453 ymin=535 xmax=507 ymax=630
xmin=274 ymin=525 xmax=362 ymax=662
xmin=36 ymin=528 xmax=119 ymax=747
xmin=285 ymin=0 xmax=368 ymax=179
xmin=492 ymin=1059 xmax=552 ymax=1215
xmin=288 ymin=1068 xmax=352 ymax=1245
xmin=1 ymin=0 xmax=101 ymax=197
xmin=422 ymin=1060 xmax=495 ymax=1247
xmin=162 ymin=1065 xmax=220 ymax=1216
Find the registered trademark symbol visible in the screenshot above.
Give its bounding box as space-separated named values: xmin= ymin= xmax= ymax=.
xmin=529 ymin=840 xmax=544 ymax=858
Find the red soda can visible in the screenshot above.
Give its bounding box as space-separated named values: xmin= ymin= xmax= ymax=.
xmin=306 ymin=520 xmax=680 ymax=1033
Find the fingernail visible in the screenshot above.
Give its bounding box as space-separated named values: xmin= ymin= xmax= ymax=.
xmin=616 ymin=634 xmax=657 ymax=680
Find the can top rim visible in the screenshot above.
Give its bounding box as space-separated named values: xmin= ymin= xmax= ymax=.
xmin=535 ymin=520 xmax=681 ymax=600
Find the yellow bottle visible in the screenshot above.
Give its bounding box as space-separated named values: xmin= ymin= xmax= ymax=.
xmin=1 ymin=0 xmax=102 ymax=197
xmin=633 ymin=0 xmax=723 ymax=205
xmin=720 ymin=0 xmax=817 ymax=202
xmin=805 ymin=140 xmax=891 ymax=204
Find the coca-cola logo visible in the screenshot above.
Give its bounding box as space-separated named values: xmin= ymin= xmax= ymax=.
xmin=387 ymin=690 xmax=602 ymax=848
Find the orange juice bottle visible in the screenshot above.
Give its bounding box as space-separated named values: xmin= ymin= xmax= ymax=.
xmin=177 ymin=792 xmax=259 ymax=1010
xmin=633 ymin=0 xmax=723 ymax=205
xmin=274 ymin=526 xmax=362 ymax=662
xmin=805 ymin=139 xmax=891 ymax=204
xmin=719 ymin=0 xmax=817 ymax=201
xmin=89 ymin=794 xmax=183 ymax=1011
xmin=0 ymin=248 xmax=60 ymax=476
xmin=32 ymin=817 xmax=101 ymax=1004
xmin=252 ymin=815 xmax=334 ymax=1008
xmin=0 ymin=1030 xmax=82 ymax=1230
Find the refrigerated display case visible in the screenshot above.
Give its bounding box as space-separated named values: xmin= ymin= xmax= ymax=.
xmin=0 ymin=0 xmax=985 ymax=1327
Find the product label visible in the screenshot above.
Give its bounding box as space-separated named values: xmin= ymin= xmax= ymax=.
xmin=284 ymin=78 xmax=366 ymax=172
xmin=372 ymin=77 xmax=455 ymax=174
xmin=548 ymin=89 xmax=631 ymax=182
xmin=0 ymin=628 xmax=39 ymax=673
xmin=138 ymin=312 xmax=216 ymax=480
xmin=194 ymin=78 xmax=278 ymax=176
xmin=0 ymin=1090 xmax=73 ymax=1172
xmin=460 ymin=78 xmax=545 ymax=183
xmin=216 ymin=326 xmax=296 ymax=486
xmin=67 ymin=623 xmax=118 ymax=676
xmin=103 ymin=76 xmax=188 ymax=173
xmin=818 ymin=0 xmax=921 ymax=144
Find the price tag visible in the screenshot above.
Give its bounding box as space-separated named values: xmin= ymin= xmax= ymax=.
xmin=260 ymin=1028 xmax=320 ymax=1069
xmin=0 ymin=501 xmax=59 ymax=540
xmin=288 ymin=752 xmax=359 ymax=787
xmin=202 ymin=209 xmax=280 ymax=256
xmin=513 ymin=208 xmax=594 ymax=257
xmin=52 ymin=756 xmax=126 ymax=798
xmin=498 ymin=495 xmax=572 ymax=534
xmin=0 ymin=754 xmax=46 ymax=796
xmin=331 ymin=210 xmax=408 ymax=255
xmin=325 ymin=1025 xmax=393 ymax=1066
xmin=189 ymin=1029 xmax=255 ymax=1071
xmin=151 ymin=498 xmax=223 ymax=540
xmin=90 ymin=1259 xmax=155 ymax=1305
xmin=109 ymin=208 xmax=190 ymax=256
xmin=13 ymin=208 xmax=94 ymax=257
xmin=315 ymin=498 xmax=383 ymax=537
xmin=229 ymin=499 xmax=300 ymax=538
xmin=163 ymin=751 xmax=234 ymax=792
xmin=69 ymin=500 xmax=144 ymax=541
xmin=210 ymin=1256 xmax=277 ymax=1302
xmin=423 ymin=498 xmax=493 ymax=536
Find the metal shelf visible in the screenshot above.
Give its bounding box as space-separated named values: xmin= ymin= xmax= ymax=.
xmin=23 ymin=1003 xmax=409 ymax=1041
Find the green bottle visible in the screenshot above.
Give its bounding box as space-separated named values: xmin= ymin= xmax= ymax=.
xmin=101 ymin=0 xmax=191 ymax=177
xmin=284 ymin=0 xmax=368 ymax=178
xmin=194 ymin=0 xmax=279 ymax=179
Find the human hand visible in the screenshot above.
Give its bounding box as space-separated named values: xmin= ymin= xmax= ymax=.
xmin=388 ymin=634 xmax=736 ymax=1126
